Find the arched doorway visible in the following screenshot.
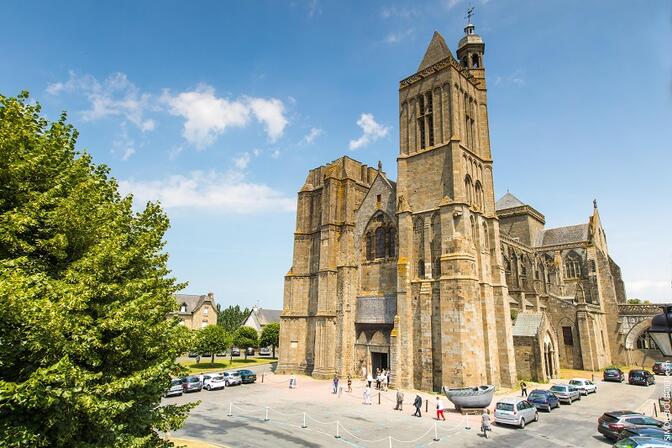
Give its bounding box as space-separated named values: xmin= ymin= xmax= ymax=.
xmin=543 ymin=332 xmax=556 ymax=379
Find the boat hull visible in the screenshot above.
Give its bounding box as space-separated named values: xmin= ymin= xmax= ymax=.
xmin=443 ymin=385 xmax=495 ymax=409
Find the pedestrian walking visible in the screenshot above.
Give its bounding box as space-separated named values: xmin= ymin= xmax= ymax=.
xmin=376 ymin=372 xmax=381 ymax=390
xmin=394 ymin=389 xmax=404 ymax=411
xmin=435 ymin=396 xmax=446 ymax=421
xmin=289 ymin=374 xmax=297 ymax=389
xmin=481 ymin=409 xmax=491 ymax=438
xmin=332 ymin=375 xmax=339 ymax=394
xmin=367 ymin=373 xmax=373 ymax=388
xmin=413 ymin=395 xmax=423 ymax=417
xmin=382 ymin=372 xmax=388 ymax=391
xmin=196 ymin=354 xmax=201 ymax=364
xmin=363 ymin=385 xmax=372 ymax=405
xmin=347 ymin=375 xmax=352 ymax=392
xmin=520 ymin=380 xmax=528 ymax=397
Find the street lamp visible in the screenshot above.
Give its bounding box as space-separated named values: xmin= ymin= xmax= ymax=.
xmin=648 ymin=305 xmax=672 ymax=357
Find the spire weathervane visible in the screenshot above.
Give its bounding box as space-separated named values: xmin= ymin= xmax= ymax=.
xmin=466 ymin=5 xmax=475 ymax=24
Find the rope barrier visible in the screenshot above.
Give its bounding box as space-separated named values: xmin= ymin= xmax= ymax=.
xmin=388 ymin=424 xmax=435 ymax=443
xmin=336 ymin=422 xmax=391 ymax=444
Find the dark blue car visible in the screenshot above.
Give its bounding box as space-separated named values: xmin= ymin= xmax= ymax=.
xmin=527 ymin=389 xmax=560 ymax=412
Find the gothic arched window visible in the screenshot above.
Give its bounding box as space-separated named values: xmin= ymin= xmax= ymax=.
xmin=472 ymin=53 xmax=480 ymax=68
xmin=465 ymin=175 xmax=473 ymax=205
xmin=375 ymin=227 xmax=386 ymax=259
xmin=365 ymin=232 xmax=373 ymax=260
xmin=564 ymin=252 xmax=582 ymax=279
xmin=387 ymin=227 xmax=396 ymax=258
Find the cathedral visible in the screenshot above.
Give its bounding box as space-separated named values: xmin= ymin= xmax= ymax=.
xmin=277 ymin=20 xmax=645 ymax=391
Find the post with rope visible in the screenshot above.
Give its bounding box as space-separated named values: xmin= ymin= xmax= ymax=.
xmin=425 ymin=398 xmax=428 ymax=414
xmin=301 ymin=412 xmax=307 ymax=428
xmin=335 ymin=420 xmax=341 ymax=439
xmin=378 ymin=392 xmax=381 ymax=405
xmin=264 ymin=406 xmax=269 ymax=422
xmin=227 ymin=402 xmax=233 ymax=417
xmin=433 ymin=421 xmax=439 ymax=441
xmin=465 ymin=413 xmax=471 ymax=430
xmin=388 ymin=435 xmax=392 ymax=448
xmin=262 ymin=373 xmax=264 ymax=383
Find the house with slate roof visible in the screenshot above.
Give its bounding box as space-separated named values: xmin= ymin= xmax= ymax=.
xmin=174 ymin=292 xmax=218 ymax=330
xmin=243 ymin=306 xmax=281 ymax=332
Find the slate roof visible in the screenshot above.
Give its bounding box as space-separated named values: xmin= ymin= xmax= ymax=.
xmin=538 ymin=224 xmax=589 ymax=246
xmin=495 ymin=192 xmax=525 ymax=211
xmin=418 ymin=31 xmax=452 ymax=71
xmin=512 ymin=312 xmax=543 ymax=337
xmin=175 ymin=294 xmax=207 ymax=315
xmin=256 ymin=309 xmax=281 ymax=326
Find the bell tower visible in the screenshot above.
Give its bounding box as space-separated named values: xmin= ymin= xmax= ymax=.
xmin=456 ymin=8 xmax=486 ymax=86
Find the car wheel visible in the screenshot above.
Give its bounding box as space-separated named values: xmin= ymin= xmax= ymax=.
xmin=520 ymin=418 xmax=526 ymax=429
xmin=568 ymin=399 xmax=572 ymax=405
xmin=534 ymin=412 xmax=539 ymax=422
xmin=546 ymin=405 xmax=552 ymax=412
xmin=225 ymin=381 xmax=229 ymax=386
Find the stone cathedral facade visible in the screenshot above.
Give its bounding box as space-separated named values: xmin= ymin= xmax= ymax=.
xmin=277 ymin=22 xmax=636 ymax=391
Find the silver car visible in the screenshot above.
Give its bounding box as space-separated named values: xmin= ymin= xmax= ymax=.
xmin=569 ymin=378 xmax=598 ymax=395
xmin=494 ymin=397 xmax=539 ymax=428
xmin=549 ymin=383 xmax=581 ymax=404
xmin=165 ymin=378 xmax=183 ymax=397
xmin=222 ymin=371 xmax=242 ymax=386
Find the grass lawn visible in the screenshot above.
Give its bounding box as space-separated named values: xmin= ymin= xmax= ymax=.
xmin=180 ymin=357 xmax=276 ymax=374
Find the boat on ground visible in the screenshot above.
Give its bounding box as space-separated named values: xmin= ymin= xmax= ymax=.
xmin=443 ymin=385 xmax=495 ymax=410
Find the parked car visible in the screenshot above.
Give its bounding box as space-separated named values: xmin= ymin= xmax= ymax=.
xmin=569 ymin=378 xmax=598 ymax=395
xmin=259 ymin=347 xmax=271 ymax=356
xmin=604 ymin=367 xmax=626 ymax=382
xmin=182 ymin=375 xmax=203 ymax=393
xmin=618 ymin=426 xmax=671 ymax=442
xmin=494 ymin=397 xmax=539 ymax=428
xmin=231 ymin=347 xmax=241 ymax=357
xmin=187 ymin=352 xmax=199 ymax=358
xmin=222 ymin=371 xmax=242 ymax=386
xmin=527 ymin=389 xmax=560 ymax=412
xmin=629 ymin=369 xmax=655 ymax=386
xmin=615 ymin=437 xmax=672 ymax=448
xmin=237 ymin=369 xmax=257 ymax=384
xmin=549 ymin=384 xmax=581 ymax=404
xmin=202 ymin=373 xmax=226 ymax=391
xmin=165 ymin=378 xmax=184 ymax=397
xmin=652 ymin=361 xmax=672 ymax=375
xmin=245 ymin=347 xmax=255 ymax=356
xmin=597 ymin=411 xmax=662 ymax=441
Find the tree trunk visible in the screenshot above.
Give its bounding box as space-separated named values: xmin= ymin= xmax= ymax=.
xmin=211 ymin=354 xmax=215 ymax=364
xmin=272 ymin=345 xmax=276 ymax=358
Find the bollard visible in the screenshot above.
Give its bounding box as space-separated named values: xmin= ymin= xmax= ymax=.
xmin=262 ymin=373 xmax=265 ymax=383
xmin=378 ymin=392 xmax=381 ymax=405
xmin=655 ymin=403 xmax=659 ymax=417
xmin=389 ymin=435 xmax=392 ymax=448
xmin=264 ymin=406 xmax=269 ymax=421
xmin=227 ymin=402 xmax=233 ymax=417
xmin=433 ymin=421 xmax=439 ymax=441
xmin=465 ymin=413 xmax=471 ymax=430
xmin=301 ymin=412 xmax=307 ymax=428
xmin=335 ymin=421 xmax=341 ymax=439
xmin=425 ymin=398 xmax=428 ymax=414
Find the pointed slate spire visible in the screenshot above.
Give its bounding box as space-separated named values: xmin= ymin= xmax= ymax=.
xmin=418 ymin=31 xmax=452 ymax=71
xmin=495 ymin=192 xmax=525 ymax=211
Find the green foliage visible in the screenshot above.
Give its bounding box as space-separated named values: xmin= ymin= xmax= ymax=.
xmin=626 ymin=298 xmax=651 ymax=304
xmin=0 ymin=93 xmax=196 ymax=447
xmin=233 ymin=327 xmax=259 ymax=359
xmin=217 ymin=304 xmax=250 ymax=333
xmin=510 ymin=308 xmax=519 ymax=323
xmin=259 ymin=322 xmax=280 ymax=358
xmin=194 ymin=325 xmax=231 ymax=363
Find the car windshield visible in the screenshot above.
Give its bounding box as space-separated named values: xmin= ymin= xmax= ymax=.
xmin=496 ymin=402 xmax=514 ymax=411
xmin=605 ymin=369 xmax=619 ymax=373
xmin=171 ymin=379 xmax=182 ymax=386
xmin=569 ymin=380 xmax=581 ymax=385
xmin=231 ymin=372 xmax=240 ymax=377
xmin=188 ymin=377 xmax=199 ymax=383
xmin=550 ymin=386 xmax=565 ymax=392
xmin=528 ymin=393 xmax=544 ymax=400
xmin=212 ymin=375 xmax=223 ymax=380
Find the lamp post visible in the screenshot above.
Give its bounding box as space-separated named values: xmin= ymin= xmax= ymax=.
xmin=648 ymin=305 xmax=672 ymax=357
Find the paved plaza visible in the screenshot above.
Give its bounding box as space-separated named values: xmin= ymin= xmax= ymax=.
xmin=165 ymin=366 xmax=667 ymax=448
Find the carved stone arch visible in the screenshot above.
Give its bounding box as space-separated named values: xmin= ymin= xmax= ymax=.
xmin=624 ymin=317 xmax=653 ymax=350
xmin=356 ymin=331 xmax=369 ymax=344
xmin=370 ymin=330 xmax=388 ymax=346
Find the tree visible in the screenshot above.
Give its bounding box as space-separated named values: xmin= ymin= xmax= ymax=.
xmin=260 ymin=322 xmax=280 ymax=358
xmin=627 ymin=298 xmax=651 ymax=304
xmin=194 ymin=325 xmax=231 ymax=364
xmin=234 ymin=326 xmax=259 ymax=360
xmin=217 ymin=305 xmax=250 ymax=333
xmin=0 ymin=93 xmax=195 ymax=447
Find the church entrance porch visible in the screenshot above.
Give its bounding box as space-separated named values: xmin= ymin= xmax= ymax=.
xmin=371 ymin=351 xmax=389 ymax=373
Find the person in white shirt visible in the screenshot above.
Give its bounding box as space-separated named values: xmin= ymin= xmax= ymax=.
xmin=435 ymin=396 xmax=446 ymax=421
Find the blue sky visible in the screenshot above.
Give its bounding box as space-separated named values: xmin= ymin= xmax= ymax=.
xmin=1 ymin=0 xmax=671 ymax=307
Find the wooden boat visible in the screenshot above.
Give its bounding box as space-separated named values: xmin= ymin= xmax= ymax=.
xmin=443 ymin=385 xmax=495 ymax=410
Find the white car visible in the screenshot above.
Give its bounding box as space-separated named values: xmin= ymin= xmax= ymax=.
xmin=569 ymin=378 xmax=598 ymax=395
xmin=202 ymin=373 xmax=226 ymax=391
xmin=222 ymin=371 xmax=242 ymax=386
xmin=494 ymin=397 xmax=539 ymax=428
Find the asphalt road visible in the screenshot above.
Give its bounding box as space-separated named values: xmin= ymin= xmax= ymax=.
xmin=165 ymin=374 xmax=668 ymax=448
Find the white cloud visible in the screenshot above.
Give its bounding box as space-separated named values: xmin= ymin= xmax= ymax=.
xmin=234 ymin=152 xmax=251 ymax=170
xmin=161 ymin=85 xmax=288 ymax=148
xmin=381 ymin=6 xmax=418 ymax=19
xmin=384 ymin=28 xmax=413 ymax=44
xmin=349 ymin=113 xmax=390 ymax=150
xmin=252 ymin=148 xmax=262 ymax=157
xmin=302 ymin=127 xmax=323 ymax=144
xmin=493 ymin=69 xmax=526 ymax=87
xmin=271 ymin=149 xmax=281 ymax=159
xmin=119 ymin=169 xmax=295 ymax=214
xmin=626 ymin=279 xmax=670 ymax=302
xmin=47 ymin=72 xmax=155 ymax=131
xmin=112 ymin=123 xmax=137 ymax=161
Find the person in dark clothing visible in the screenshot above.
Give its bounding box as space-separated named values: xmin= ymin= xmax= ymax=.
xmin=394 ymin=389 xmax=404 ymax=411
xmin=413 ymin=395 xmax=423 ymax=417
xmin=520 ymin=381 xmax=528 ymax=397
